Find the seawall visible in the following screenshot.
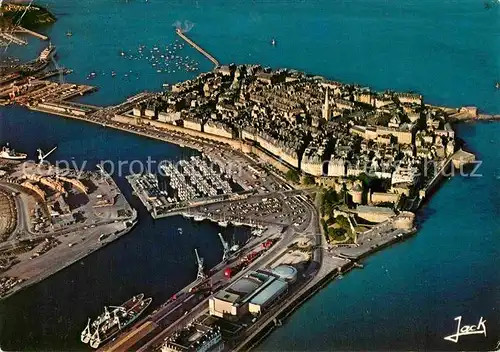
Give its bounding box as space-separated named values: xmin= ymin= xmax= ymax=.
xmin=237 ymin=261 xmax=355 ymax=351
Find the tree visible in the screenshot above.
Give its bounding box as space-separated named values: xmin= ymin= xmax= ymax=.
xmin=321 ymin=188 xmax=339 ymax=217
xmin=286 ymin=169 xmax=300 ymax=183
xmin=335 ymin=215 xmax=350 ymax=230
xmin=358 ymin=172 xmax=374 ymax=188
xmin=328 ymin=227 xmax=347 ymax=240
xmin=302 ymin=174 xmax=315 ymax=185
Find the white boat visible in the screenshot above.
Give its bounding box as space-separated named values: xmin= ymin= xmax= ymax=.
xmin=0 ymin=144 xmax=27 ymax=160
xmin=81 ymin=318 xmax=91 ymax=343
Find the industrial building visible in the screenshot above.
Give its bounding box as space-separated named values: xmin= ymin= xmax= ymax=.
xmin=248 ymin=279 xmax=288 ymax=315
xmin=209 ymin=270 xmax=289 ymax=319
xmin=160 ymin=323 xmax=223 ymax=352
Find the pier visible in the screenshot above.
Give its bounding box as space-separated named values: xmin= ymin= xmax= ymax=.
xmin=0 ymin=32 xmax=27 ymax=46
xmin=175 ymin=28 xmax=220 ymax=67
xmin=14 ymin=26 xmax=49 ymax=41
xmin=477 ymin=113 xmax=500 ymax=121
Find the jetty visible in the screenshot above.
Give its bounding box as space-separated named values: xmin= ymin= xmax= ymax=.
xmin=14 ymin=26 xmax=49 ymax=41
xmin=0 ymin=32 xmax=27 ymax=46
xmin=175 ymin=28 xmax=220 ymax=67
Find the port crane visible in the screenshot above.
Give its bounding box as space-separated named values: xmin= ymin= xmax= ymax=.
xmin=218 ymin=232 xmax=230 ymax=262
xmin=194 ymin=248 xmax=206 ymax=280
xmin=37 ymin=146 xmax=57 ymax=165
xmin=96 ymin=164 xmax=111 ymax=178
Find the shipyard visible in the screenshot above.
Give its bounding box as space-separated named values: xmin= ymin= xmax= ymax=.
xmin=0 ymin=13 xmax=483 ymax=352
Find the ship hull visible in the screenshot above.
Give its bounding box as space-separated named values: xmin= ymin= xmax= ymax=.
xmin=0 ymin=155 xmax=26 ymax=160
xmin=82 ymin=294 xmax=148 ymax=347
xmin=0 ymin=151 xmax=27 ymax=160
xmin=88 ymin=297 xmax=152 ymax=349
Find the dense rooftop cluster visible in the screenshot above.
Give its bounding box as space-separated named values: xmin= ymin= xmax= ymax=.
xmin=132 ymin=64 xmax=457 ymax=195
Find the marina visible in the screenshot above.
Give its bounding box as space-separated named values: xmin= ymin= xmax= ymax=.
xmin=126 ymin=154 xmax=245 ymax=218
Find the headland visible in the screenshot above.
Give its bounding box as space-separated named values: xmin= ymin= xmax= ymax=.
xmin=0 ymin=28 xmax=484 ymax=351
xmin=0 ymin=2 xmax=56 ymax=30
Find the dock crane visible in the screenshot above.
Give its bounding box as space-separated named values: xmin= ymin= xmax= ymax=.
xmin=37 ymin=146 xmax=57 ymax=165
xmin=194 ymin=248 xmax=206 ymax=281
xmin=218 ymin=232 xmax=230 ymax=262
xmin=96 ymin=164 xmax=111 ymax=186
xmin=96 ymin=164 xmax=111 ymax=178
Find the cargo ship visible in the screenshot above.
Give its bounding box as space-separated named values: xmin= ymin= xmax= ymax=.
xmin=39 ymin=43 xmax=56 ymax=62
xmin=80 ymin=293 xmax=152 ymax=349
xmin=0 ymin=144 xmax=27 ymax=160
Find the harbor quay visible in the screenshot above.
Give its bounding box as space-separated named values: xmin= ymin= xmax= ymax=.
xmin=0 ymin=31 xmax=485 ymax=351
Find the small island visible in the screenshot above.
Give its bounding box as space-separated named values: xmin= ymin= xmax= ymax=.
xmin=0 ymin=2 xmax=56 ymax=30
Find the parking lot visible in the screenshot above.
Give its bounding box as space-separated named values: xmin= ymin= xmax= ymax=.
xmin=196 ymin=192 xmax=313 ymax=231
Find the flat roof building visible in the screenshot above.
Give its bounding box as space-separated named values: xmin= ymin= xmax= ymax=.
xmin=248 ymin=279 xmax=288 ymax=315
xmin=161 ymin=323 xmax=223 ymax=352
xmin=209 ymin=271 xmax=288 ymax=319
xmin=356 ymin=205 xmax=395 ymax=223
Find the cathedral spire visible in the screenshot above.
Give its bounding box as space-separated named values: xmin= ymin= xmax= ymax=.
xmin=322 ymin=87 xmax=330 ymax=120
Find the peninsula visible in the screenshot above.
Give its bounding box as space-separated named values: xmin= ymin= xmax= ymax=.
xmin=0 ymin=32 xmax=481 ymax=351
xmin=0 ymin=2 xmax=56 ymax=30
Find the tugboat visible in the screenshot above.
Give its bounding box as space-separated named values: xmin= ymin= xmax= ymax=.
xmin=80 ymin=294 xmax=152 ymax=349
xmin=0 ymin=144 xmax=27 ymax=160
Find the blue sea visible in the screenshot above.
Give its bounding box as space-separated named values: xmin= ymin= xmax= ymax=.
xmin=0 ymin=0 xmax=499 ymax=350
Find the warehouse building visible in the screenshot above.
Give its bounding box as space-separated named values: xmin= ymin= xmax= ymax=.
xmin=209 ymin=271 xmax=288 ymax=319
xmin=248 ymin=279 xmax=288 ymax=315
xmin=161 ymin=323 xmax=223 ymax=352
